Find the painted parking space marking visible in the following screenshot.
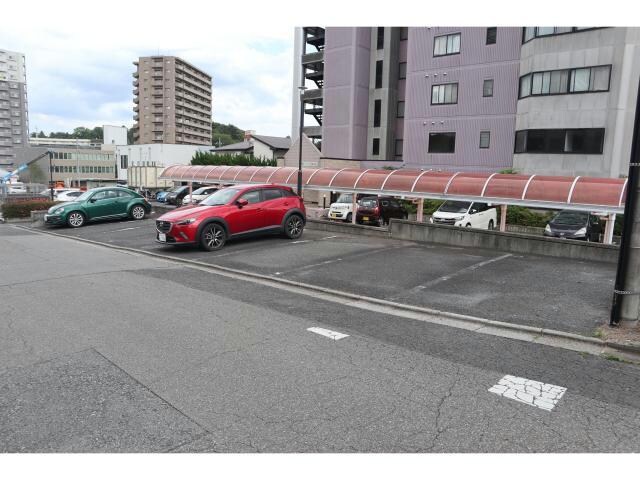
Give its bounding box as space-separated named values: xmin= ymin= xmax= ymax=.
xmin=291 ymin=240 xmax=311 ymax=244
xmin=489 ymin=375 xmax=567 ymax=411
xmin=112 ymin=226 xmax=144 ymax=232
xmin=388 ymin=253 xmax=512 ymax=300
xmin=307 ymin=327 xmax=349 ymax=340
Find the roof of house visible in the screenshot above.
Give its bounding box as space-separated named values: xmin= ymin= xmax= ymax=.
xmin=251 ymin=135 xmax=292 ymax=150
xmin=210 ymin=135 xmax=292 ymax=153
xmin=210 ymin=141 xmax=253 ymax=152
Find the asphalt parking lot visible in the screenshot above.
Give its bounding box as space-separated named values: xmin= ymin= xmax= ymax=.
xmin=2 ymin=224 xmax=640 ymax=453
xmin=29 ymin=216 xmax=616 ymax=337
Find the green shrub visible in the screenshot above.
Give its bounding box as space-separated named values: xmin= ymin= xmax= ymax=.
xmin=191 ymin=152 xmax=276 ymax=167
xmin=502 ymin=205 xmax=554 ymax=228
xmin=401 ymin=199 xmax=445 ymax=215
xmin=1 ymin=200 xmax=58 ymax=218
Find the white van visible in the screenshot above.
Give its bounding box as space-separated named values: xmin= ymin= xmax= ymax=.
xmin=430 ymin=201 xmax=498 ymax=230
xmin=328 ymin=193 xmax=356 ymax=222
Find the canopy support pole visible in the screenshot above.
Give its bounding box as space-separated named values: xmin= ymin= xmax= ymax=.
xmin=499 ymin=205 xmax=507 ymax=232
xmin=352 ymin=193 xmax=357 ymax=225
xmin=604 ymin=213 xmax=616 ymax=245
xmin=416 ymin=199 xmax=424 ymax=223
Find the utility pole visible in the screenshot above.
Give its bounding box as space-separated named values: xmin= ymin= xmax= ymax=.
xmin=610 ymin=77 xmax=640 ymax=326
xmin=297 ymin=85 xmax=307 ymax=196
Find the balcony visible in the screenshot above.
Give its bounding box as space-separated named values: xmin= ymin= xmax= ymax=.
xmin=176 ymin=82 xmax=211 ymax=101
xmin=133 ymin=114 xmax=139 ymax=121
xmin=303 ymin=125 xmax=322 ymax=138
xmin=301 ymin=50 xmax=324 ymax=65
xmin=133 ymin=88 xmax=139 ymax=95
xmin=133 ymin=106 xmax=139 ymax=112
xmin=133 ymin=71 xmax=139 ymax=78
xmin=301 ymin=88 xmax=323 ymax=102
xmin=133 ymin=80 xmax=139 ymax=87
xmin=133 ymin=97 xmax=139 ymax=104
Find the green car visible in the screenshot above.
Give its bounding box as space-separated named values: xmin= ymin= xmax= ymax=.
xmin=44 ymin=187 xmax=152 ymax=228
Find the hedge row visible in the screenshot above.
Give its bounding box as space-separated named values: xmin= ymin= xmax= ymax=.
xmin=1 ymin=200 xmax=58 ymax=218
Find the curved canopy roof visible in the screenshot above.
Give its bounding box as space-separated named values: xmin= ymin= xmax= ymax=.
xmin=159 ymin=165 xmax=627 ymax=214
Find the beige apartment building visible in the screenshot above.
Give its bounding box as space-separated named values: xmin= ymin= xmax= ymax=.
xmin=132 ymin=56 xmax=212 ymax=146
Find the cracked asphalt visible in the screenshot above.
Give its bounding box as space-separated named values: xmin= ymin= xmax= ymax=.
xmin=1 ymin=224 xmax=639 ymax=452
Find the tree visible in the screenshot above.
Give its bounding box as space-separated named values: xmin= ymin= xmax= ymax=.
xmin=212 ymin=122 xmax=245 ymax=146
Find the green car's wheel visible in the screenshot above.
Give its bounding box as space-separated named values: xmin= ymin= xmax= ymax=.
xmin=67 ymin=211 xmax=85 ymax=228
xmin=130 ymin=205 xmax=146 ymax=220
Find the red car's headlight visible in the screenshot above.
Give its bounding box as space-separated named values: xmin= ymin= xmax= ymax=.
xmin=175 ymin=218 xmax=197 ymax=225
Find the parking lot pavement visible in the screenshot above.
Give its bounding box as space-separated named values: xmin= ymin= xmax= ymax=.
xmin=26 ymin=218 xmax=615 ymax=336
xmin=2 ymin=225 xmax=640 ymax=453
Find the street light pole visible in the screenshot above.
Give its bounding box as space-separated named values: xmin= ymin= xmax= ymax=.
xmin=48 ymin=150 xmax=54 ymax=201
xmin=297 ymin=85 xmax=307 ymax=196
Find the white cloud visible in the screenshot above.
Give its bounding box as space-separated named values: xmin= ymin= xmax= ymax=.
xmin=1 ymin=1 xmax=295 ymax=138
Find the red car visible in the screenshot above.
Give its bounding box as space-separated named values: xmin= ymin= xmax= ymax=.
xmin=155 ymin=184 xmax=306 ymax=251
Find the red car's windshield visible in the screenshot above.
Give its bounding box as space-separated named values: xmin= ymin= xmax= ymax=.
xmin=200 ymin=188 xmax=242 ymax=206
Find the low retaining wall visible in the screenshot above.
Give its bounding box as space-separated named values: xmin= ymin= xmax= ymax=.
xmin=307 ymin=219 xmax=618 ymax=263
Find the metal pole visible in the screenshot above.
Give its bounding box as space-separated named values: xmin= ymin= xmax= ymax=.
xmin=76 ymin=140 xmax=80 ymax=188
xmin=48 ymin=150 xmax=54 ymax=201
xmin=297 ymin=88 xmax=304 ymax=196
xmin=500 ymin=204 xmax=507 ymax=232
xmin=416 ymin=198 xmax=424 ymax=222
xmin=610 ymin=77 xmax=640 ymax=326
xmin=604 ymin=213 xmax=616 ymax=245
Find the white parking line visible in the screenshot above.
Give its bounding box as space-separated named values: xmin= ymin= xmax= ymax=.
xmin=388 ymin=253 xmax=512 ymax=300
xmin=111 ymin=226 xmax=144 ymax=232
xmin=322 ymin=235 xmax=339 ymax=240
xmin=307 ymin=327 xmax=349 ymax=340
xmin=489 ymin=375 xmax=567 ymax=411
xmin=291 ymin=240 xmax=310 ymax=244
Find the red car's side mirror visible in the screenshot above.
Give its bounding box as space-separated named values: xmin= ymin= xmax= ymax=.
xmin=236 ymin=198 xmax=249 ymax=208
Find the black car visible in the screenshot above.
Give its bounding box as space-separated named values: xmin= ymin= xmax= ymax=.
xmin=165 ymin=186 xmax=191 ymax=206
xmin=544 ymin=210 xmax=603 ymax=242
xmin=356 ymin=196 xmax=408 ymax=226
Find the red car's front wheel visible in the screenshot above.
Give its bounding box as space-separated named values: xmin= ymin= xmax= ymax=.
xmin=200 ymin=223 xmax=226 ymax=251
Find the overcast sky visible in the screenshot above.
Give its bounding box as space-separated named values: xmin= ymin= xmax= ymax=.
xmin=1 ymin=2 xmax=294 ymax=138
xmin=1 ymin=1 xmax=619 ymax=141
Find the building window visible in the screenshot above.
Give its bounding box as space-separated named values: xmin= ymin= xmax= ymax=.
xmin=483 ymin=79 xmax=494 ymax=97
xmin=400 ymin=27 xmax=409 ymax=41
xmin=377 ymin=27 xmax=385 ymax=49
xmin=120 ymin=155 xmax=128 ymax=170
xmin=431 ymin=83 xmax=458 ymax=105
xmin=519 ymin=65 xmax=611 ymax=98
xmin=372 ymin=138 xmax=380 ymax=155
xmin=373 ymin=100 xmax=382 ymax=127
xmin=486 ymin=27 xmax=497 ymax=45
xmin=428 ymin=132 xmax=456 ymax=153
xmin=398 ymin=62 xmax=407 ymax=80
xmin=397 ymin=101 xmax=405 ymax=118
xmin=522 ymin=27 xmax=603 ymax=43
xmin=514 ymin=129 xmax=605 ymax=154
xmin=395 ymin=139 xmax=403 ymax=159
xmin=480 ymin=131 xmax=491 ymax=149
xmin=433 ymin=33 xmax=461 ymax=57
xmin=375 ymin=61 xmax=383 ymax=88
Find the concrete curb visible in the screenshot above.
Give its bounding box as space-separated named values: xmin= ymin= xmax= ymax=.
xmin=13 ymin=224 xmax=640 ymax=364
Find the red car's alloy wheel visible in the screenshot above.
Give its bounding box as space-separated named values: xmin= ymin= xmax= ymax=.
xmin=201 ymin=224 xmax=226 ymax=251
xmin=285 ymin=215 xmax=304 ymax=239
